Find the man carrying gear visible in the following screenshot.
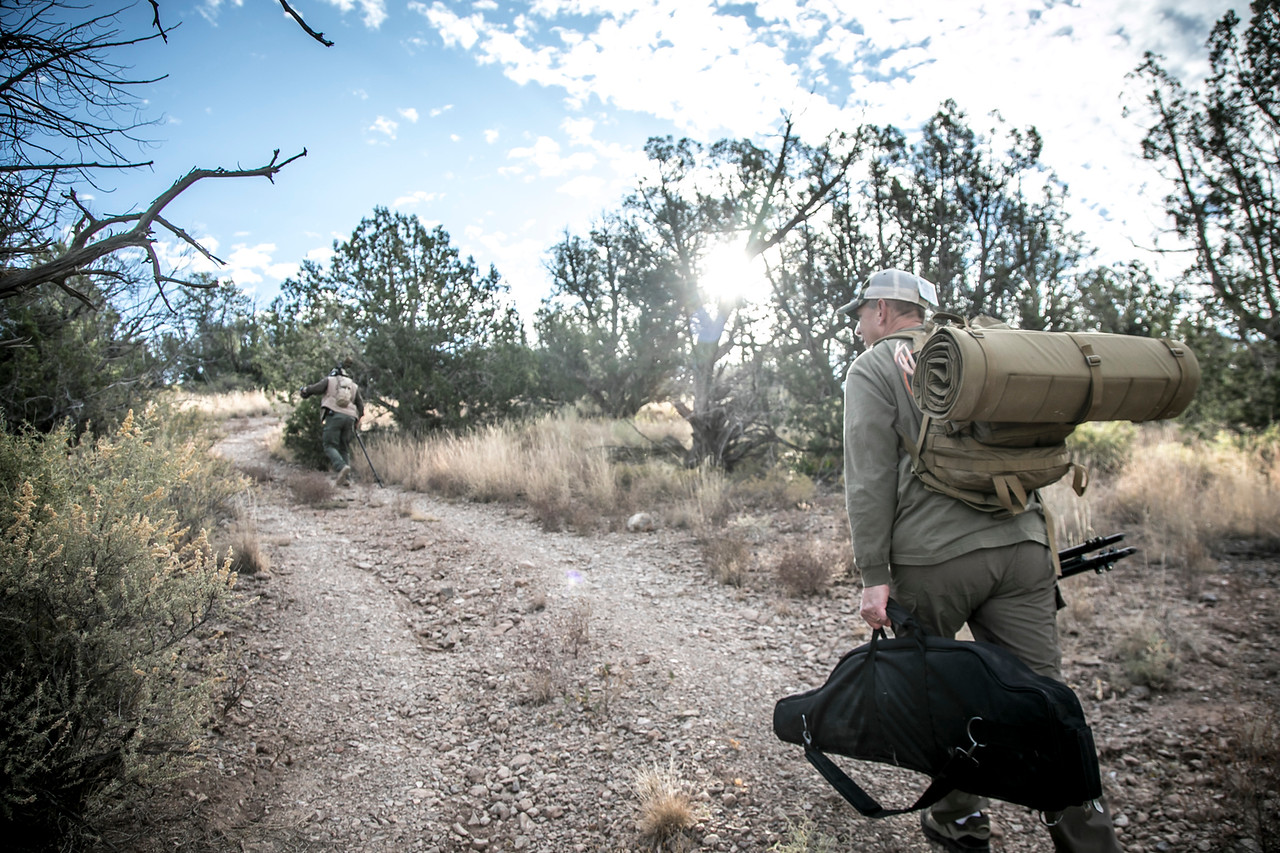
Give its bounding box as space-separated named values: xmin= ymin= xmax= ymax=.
xmin=299 ymin=358 xmax=365 ymax=486
xmin=839 ymin=269 xmax=1120 ymax=852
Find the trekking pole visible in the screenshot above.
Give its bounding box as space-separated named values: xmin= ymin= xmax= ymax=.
xmin=354 ymin=430 xmax=384 ymax=488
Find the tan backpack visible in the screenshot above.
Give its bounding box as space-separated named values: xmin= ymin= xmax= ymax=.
xmin=892 ymin=315 xmax=1200 ymax=516
xmin=332 ymin=375 xmax=357 ymax=409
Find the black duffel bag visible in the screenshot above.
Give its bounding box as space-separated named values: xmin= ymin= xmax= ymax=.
xmin=773 ymin=601 xmax=1102 ymax=818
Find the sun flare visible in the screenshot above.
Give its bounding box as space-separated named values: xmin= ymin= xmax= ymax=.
xmin=698 ymin=242 xmax=771 ymax=307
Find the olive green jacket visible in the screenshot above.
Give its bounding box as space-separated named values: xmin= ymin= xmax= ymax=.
xmin=843 ymin=327 xmax=1048 ymax=588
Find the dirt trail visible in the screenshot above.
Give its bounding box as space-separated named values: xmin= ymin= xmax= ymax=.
xmin=135 ymin=415 xmax=1279 ymax=853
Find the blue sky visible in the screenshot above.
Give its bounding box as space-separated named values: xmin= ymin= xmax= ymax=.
xmin=94 ymin=0 xmax=1236 ymax=322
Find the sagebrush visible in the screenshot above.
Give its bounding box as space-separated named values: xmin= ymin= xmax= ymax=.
xmin=0 ymin=407 xmax=241 ymax=849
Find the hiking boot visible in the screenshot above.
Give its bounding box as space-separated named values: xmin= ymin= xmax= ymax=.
xmin=921 ymin=811 xmax=991 ymax=852
xmin=335 ymin=466 xmax=352 ymax=486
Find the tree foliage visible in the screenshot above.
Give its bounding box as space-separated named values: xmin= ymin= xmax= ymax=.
xmin=0 ymin=256 xmax=167 ymax=435
xmin=273 ymin=207 xmax=529 ymax=432
xmin=1134 ymin=0 xmax=1280 ymax=426
xmin=537 ymin=109 xmax=1130 ymax=470
xmin=619 ymin=122 xmax=862 ymax=469
xmin=154 ymin=275 xmax=268 ymax=390
xmin=535 ymin=219 xmax=679 ymax=417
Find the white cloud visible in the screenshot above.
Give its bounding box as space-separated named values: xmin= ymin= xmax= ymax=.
xmin=352 ymin=88 xmax=370 ymax=100
xmin=484 ymin=129 xmax=500 ymax=143
xmin=430 ymin=105 xmax=455 ymax=118
xmin=418 ymin=0 xmax=1231 ymax=277
xmin=416 ymin=2 xmax=482 ymax=50
xmin=305 ymin=245 xmax=332 ymax=264
xmin=392 ymin=190 xmax=441 ymax=207
xmin=223 ymin=243 xmax=296 ymax=285
xmin=417 ymin=0 xmax=823 ymax=139
xmin=369 ymin=116 xmax=398 ymax=139
xmin=152 ymin=238 xmax=293 ymax=293
xmin=399 ymin=107 xmax=420 ymax=122
xmin=460 ymin=224 xmax=553 ymax=323
xmin=196 ymin=0 xmax=243 ymax=26
xmin=321 ymin=0 xmax=387 ymax=29
xmin=556 ymin=174 xmax=606 ymax=199
xmin=507 ymin=136 xmax=597 ymax=177
xmin=803 ymin=0 xmax=1234 ymax=271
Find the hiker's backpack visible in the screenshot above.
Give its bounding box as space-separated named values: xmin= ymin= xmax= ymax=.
xmin=890 ymin=315 xmax=1199 ymax=516
xmin=332 ymin=374 xmax=357 ymax=409
xmin=772 ymin=600 xmax=1103 ymax=817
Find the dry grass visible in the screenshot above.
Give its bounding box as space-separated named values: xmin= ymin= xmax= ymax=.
xmin=1216 ymin=708 xmax=1280 ymax=852
xmin=369 ymin=414 xmax=618 ymax=515
xmin=236 ymin=463 xmax=274 ymax=484
xmin=771 ymin=819 xmax=838 ymax=853
xmin=220 ymin=519 xmax=270 ymax=576
xmin=1103 ymin=427 xmax=1280 ymax=571
xmin=513 ymin=597 xmax=591 ymax=706
xmin=1115 ymin=613 xmax=1179 ymax=688
xmin=701 ymin=534 xmax=751 ymax=586
xmin=286 ymin=472 xmax=335 ymax=507
xmin=1045 ymin=424 xmax=1280 ymax=578
xmin=168 ymin=388 xmax=279 ymax=419
xmin=632 ymin=760 xmax=699 ymax=847
xmin=773 ymin=542 xmax=831 ymax=597
xmin=730 ymin=468 xmax=817 ymax=509
xmin=362 ymin=411 xmax=738 ymax=532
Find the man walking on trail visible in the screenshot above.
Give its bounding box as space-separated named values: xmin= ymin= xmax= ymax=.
xmin=839 ymin=269 xmax=1121 ymax=853
xmin=299 ymin=359 xmax=364 ymax=486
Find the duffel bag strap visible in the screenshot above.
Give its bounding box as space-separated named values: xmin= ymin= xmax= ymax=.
xmin=802 ymin=744 xmax=955 ymax=818
xmin=802 ymin=602 xmax=955 ymax=819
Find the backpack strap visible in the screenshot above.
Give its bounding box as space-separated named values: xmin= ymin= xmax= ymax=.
xmin=1066 ymin=334 xmax=1106 ymax=423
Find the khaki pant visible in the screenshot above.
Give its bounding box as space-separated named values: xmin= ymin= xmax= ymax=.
xmin=321 ymin=411 xmax=357 ymax=472
xmin=892 ymin=541 xmax=1122 ymax=853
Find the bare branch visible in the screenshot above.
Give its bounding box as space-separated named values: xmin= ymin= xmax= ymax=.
xmin=277 ymin=0 xmax=334 ymax=47
xmin=0 ymin=161 xmax=154 ymax=174
xmin=147 ymin=0 xmax=169 ymax=42
xmin=0 ymin=150 xmax=307 ymax=301
xmin=155 ymin=214 xmax=225 ymax=265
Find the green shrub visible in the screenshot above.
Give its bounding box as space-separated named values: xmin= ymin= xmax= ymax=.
xmin=1067 ymin=421 xmax=1138 ymax=474
xmin=0 ymin=407 xmax=240 ymax=849
xmin=1117 ymin=620 xmax=1178 ymax=689
xmin=282 ymin=396 xmax=329 ymax=470
xmin=730 ymin=468 xmax=817 ymax=509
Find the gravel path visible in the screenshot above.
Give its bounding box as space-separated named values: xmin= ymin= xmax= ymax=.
xmin=133 ymin=415 xmax=1280 ymax=853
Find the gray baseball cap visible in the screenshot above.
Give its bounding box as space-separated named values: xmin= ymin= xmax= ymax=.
xmin=837 ymin=269 xmax=939 ymax=316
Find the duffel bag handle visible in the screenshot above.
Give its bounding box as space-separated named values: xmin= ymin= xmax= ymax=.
xmin=806 ymin=598 xmax=946 ymax=818
xmin=886 ymin=598 xmax=928 ymax=639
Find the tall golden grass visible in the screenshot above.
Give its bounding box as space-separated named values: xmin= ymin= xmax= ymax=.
xmin=1046 ymin=424 xmax=1280 ymax=568
xmin=166 ymin=388 xmax=280 ymax=419
xmin=364 ymin=410 xmax=728 ymax=531
xmin=181 ymin=391 xmax=1279 ymax=570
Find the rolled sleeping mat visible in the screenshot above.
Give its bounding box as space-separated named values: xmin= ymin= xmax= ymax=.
xmin=912 ymin=326 xmax=1200 ymax=424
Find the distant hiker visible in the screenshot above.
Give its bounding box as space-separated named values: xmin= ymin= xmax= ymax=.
xmin=299 ymin=359 xmax=364 ymax=485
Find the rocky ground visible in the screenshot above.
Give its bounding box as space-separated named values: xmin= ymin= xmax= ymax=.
xmin=115 ymin=416 xmax=1279 ymax=852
